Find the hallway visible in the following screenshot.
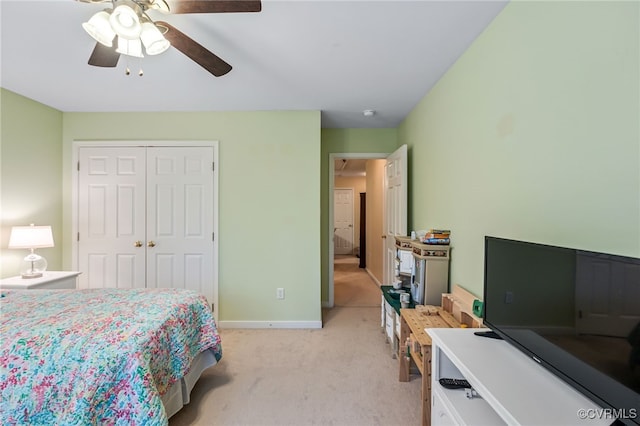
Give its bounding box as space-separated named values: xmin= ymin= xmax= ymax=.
xmin=333 ymin=255 xmax=380 ymax=307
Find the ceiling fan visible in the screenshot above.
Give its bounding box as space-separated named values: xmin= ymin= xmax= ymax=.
xmin=78 ymin=0 xmax=262 ymax=76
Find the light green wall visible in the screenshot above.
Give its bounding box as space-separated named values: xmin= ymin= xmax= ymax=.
xmin=1 ymin=89 xmax=63 ymax=277
xmin=62 ymin=111 xmax=321 ymax=323
xmin=1 ymin=90 xmax=403 ymax=322
xmin=5 ymin=0 xmax=638 ymax=317
xmin=320 ymin=128 xmax=398 ymax=303
xmin=399 ymin=0 xmax=640 ymax=298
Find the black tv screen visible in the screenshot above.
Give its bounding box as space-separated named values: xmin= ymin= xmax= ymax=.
xmin=483 ymin=236 xmax=640 ymax=425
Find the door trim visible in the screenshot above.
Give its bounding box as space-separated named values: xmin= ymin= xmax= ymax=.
xmin=326 ymin=152 xmax=388 ymax=309
xmin=383 ymin=144 xmax=408 ymax=288
xmin=71 ymin=140 xmax=219 ymax=319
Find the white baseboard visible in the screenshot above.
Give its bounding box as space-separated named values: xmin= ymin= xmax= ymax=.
xmin=219 ymin=320 xmax=322 ymax=329
xmin=365 ymin=268 xmax=382 ymax=286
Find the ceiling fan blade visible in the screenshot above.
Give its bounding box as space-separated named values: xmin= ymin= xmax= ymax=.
xmin=167 ymin=0 xmax=261 ymax=14
xmin=157 ymin=21 xmax=232 ymax=77
xmin=88 ymin=40 xmax=120 ymax=67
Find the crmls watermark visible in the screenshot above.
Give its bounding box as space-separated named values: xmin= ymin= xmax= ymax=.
xmin=577 ymin=408 xmax=637 ymax=421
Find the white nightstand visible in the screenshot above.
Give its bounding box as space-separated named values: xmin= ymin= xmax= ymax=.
xmin=0 ymin=271 xmax=81 ymax=290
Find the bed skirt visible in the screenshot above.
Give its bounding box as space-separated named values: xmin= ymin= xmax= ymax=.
xmin=162 ymin=347 xmax=219 ymax=418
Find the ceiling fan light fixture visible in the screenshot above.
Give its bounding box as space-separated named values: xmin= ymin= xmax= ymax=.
xmin=149 ymin=0 xmax=170 ymax=14
xmin=116 ymin=36 xmax=144 ymax=58
xmin=110 ymin=1 xmax=142 ymax=40
xmin=82 ymin=10 xmax=116 ymax=46
xmin=81 ymin=0 xmax=263 ymax=75
xmin=140 ymin=21 xmax=170 ymax=55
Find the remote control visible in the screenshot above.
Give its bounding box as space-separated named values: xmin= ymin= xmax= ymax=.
xmin=438 ymin=378 xmax=471 ymax=389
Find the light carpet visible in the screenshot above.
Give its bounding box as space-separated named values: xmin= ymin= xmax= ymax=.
xmin=169 ymin=257 xmax=420 ymax=425
xmin=169 ymin=311 xmax=421 ymax=425
xmin=334 ymin=256 xmax=381 ymax=308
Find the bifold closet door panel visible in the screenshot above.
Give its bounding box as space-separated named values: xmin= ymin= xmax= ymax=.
xmin=78 ymin=147 xmax=147 ymax=290
xmin=145 ymin=147 xmax=215 ymax=303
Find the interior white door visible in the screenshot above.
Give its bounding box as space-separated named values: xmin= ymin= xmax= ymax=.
xmin=333 ymin=188 xmax=354 ymax=255
xmin=146 ymin=147 xmax=215 ymax=302
xmin=78 ymin=147 xmax=147 ymax=289
xmin=383 ymin=145 xmax=407 ymax=286
xmin=77 ymin=145 xmax=216 ymax=305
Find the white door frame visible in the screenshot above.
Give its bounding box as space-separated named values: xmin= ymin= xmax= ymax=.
xmin=383 ymin=144 xmax=408 ymax=288
xmin=71 ymin=140 xmax=219 ymax=318
xmin=327 ymin=152 xmax=388 ymax=308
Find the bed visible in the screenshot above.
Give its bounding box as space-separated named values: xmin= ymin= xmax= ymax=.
xmin=0 ymin=287 xmax=222 ymax=425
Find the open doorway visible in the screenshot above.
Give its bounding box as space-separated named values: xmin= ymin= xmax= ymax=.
xmin=329 ymin=154 xmax=387 ymax=308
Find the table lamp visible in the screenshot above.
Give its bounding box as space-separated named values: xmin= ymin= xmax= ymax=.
xmin=8 ymin=224 xmax=55 ymax=278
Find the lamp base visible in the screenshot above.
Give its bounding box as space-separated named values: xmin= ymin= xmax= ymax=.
xmin=20 ymin=253 xmax=47 ymax=279
xmin=21 ymin=271 xmax=43 ymax=279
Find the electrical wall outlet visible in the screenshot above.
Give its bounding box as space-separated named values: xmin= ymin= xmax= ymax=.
xmin=276 ymin=288 xmax=285 ymax=300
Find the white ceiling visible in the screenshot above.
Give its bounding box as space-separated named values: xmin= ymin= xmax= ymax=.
xmin=0 ymin=0 xmax=508 ymax=128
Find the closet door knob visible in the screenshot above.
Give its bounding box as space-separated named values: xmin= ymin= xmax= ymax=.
xmin=147 ymin=241 xmax=156 ymax=248
xmin=134 ymin=241 xmax=143 ymax=248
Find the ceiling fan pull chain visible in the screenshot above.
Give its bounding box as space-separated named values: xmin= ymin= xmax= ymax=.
xmin=123 ymin=58 xmax=143 ymax=76
xmin=123 ymin=55 xmax=131 ymax=75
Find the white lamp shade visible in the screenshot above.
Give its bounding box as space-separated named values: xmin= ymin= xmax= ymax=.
xmin=116 ymin=36 xmax=144 ymax=58
xmin=140 ymin=22 xmax=170 ymax=55
xmin=110 ymin=3 xmax=142 ymax=40
xmin=82 ymin=10 xmax=116 ymax=46
xmin=8 ymin=225 xmax=54 ymax=249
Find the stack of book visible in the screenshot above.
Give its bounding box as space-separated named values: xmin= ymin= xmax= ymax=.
xmin=422 ymin=229 xmax=451 ymax=245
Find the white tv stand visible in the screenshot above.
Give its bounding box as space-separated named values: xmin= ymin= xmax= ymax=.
xmin=427 ymin=328 xmax=609 ymax=425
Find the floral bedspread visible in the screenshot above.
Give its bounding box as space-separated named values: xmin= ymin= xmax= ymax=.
xmin=0 ymin=288 xmax=222 ymax=425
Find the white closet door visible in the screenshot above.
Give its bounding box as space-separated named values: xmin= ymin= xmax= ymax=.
xmin=146 ymin=147 xmax=215 ymax=303
xmin=78 ymin=147 xmax=147 ymax=289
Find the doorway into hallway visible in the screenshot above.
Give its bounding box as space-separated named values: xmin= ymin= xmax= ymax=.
xmin=333 ymin=254 xmax=380 ymax=307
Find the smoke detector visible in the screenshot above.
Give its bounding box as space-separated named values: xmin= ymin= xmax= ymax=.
xmin=363 ymin=109 xmax=376 ymax=117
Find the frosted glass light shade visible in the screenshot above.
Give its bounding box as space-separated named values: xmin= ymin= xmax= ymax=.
xmin=116 ymin=37 xmax=144 ymax=58
xmin=110 ymin=2 xmax=142 ymax=40
xmin=140 ymin=22 xmax=170 ymax=55
xmin=82 ymin=10 xmax=116 ymax=46
xmin=81 ymin=1 xmax=172 ymax=61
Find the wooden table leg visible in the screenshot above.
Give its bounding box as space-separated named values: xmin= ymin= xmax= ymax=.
xmin=422 ymin=345 xmax=432 ymax=426
xmin=399 ymin=313 xmax=410 ymax=382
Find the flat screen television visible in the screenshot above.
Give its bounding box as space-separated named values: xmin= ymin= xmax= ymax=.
xmin=483 ymin=236 xmax=640 ymax=425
